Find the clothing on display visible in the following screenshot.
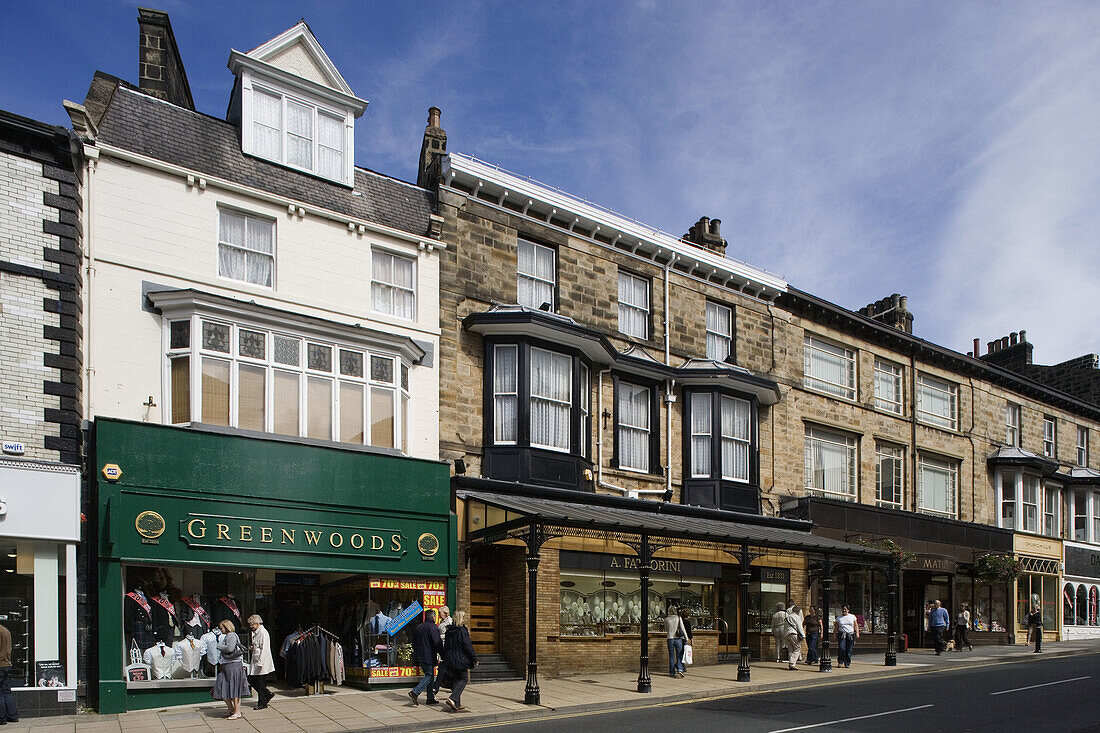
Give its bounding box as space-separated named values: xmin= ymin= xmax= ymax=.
xmin=211 ymin=595 xmax=242 ymax=627
xmin=180 ymin=596 xmax=211 ymax=636
xmin=173 ymin=636 xmax=207 ymax=675
xmin=282 ymin=627 xmax=344 ymax=691
xmin=124 ymin=589 xmax=156 ymax=652
xmin=143 ymin=641 xmax=182 ymax=679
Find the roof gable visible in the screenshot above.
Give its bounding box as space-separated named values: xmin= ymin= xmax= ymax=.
xmin=245 ymin=22 xmax=353 ymax=96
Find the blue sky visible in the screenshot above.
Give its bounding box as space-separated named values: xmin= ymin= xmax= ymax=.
xmin=4 ymin=1 xmax=1098 ymax=363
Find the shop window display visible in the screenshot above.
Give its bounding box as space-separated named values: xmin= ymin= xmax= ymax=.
xmin=1062 ymin=583 xmax=1099 ymax=627
xmin=970 ymin=581 xmax=1007 ymax=632
xmin=558 ymin=572 xmax=716 ymax=636
xmin=0 ymin=543 xmax=35 ymax=687
xmin=1016 ymin=574 xmax=1058 ymax=631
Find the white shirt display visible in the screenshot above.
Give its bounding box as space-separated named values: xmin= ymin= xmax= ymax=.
xmin=174 ymin=636 xmax=207 ymax=672
xmin=143 ymin=642 xmax=181 ymax=679
xmin=200 ymin=630 xmax=222 ymax=665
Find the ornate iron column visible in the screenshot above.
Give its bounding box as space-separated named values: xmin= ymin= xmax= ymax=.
xmin=819 ymin=554 xmax=833 ymax=672
xmin=524 ymin=522 xmax=543 ymax=705
xmin=737 ymin=543 xmax=752 ymax=682
xmin=885 ymin=558 xmax=898 ymax=666
xmin=637 ymin=533 xmax=652 ymax=693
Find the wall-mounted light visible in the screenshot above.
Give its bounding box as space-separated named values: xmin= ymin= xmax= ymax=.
xmin=454 ymin=458 xmax=466 ymax=475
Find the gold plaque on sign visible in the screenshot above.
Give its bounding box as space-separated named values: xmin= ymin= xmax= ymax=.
xmin=135 ymin=511 xmax=166 ymax=540
xmin=417 ymin=532 xmax=439 ymax=558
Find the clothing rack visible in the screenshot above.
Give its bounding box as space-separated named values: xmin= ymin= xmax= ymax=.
xmin=306 ymin=624 xmax=339 ymax=641
xmin=297 ymin=625 xmax=343 ymax=696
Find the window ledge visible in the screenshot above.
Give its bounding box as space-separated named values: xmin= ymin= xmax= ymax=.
xmin=801 ymin=384 xmax=859 ymax=404
xmin=915 ymin=419 xmax=962 ymax=436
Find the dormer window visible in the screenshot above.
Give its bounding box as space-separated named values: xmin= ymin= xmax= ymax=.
xmin=229 ymin=22 xmax=368 ymax=187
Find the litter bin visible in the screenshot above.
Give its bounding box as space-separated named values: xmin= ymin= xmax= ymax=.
xmin=899 ymin=633 xmax=908 ymax=652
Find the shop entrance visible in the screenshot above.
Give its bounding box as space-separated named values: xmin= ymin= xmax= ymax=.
xmin=717 ymin=578 xmax=740 ymax=656
xmin=469 ymin=551 xmax=501 ymax=654
xmin=902 ymin=573 xmax=950 ymax=648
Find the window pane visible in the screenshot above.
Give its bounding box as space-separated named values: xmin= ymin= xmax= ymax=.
xmin=804 ymin=336 xmax=855 ymax=399
xmin=805 ymin=427 xmax=855 ymax=498
xmin=238 ymin=364 xmax=266 ymax=432
xmin=286 ymin=100 xmax=313 ymax=168
xmin=917 ymin=375 xmax=957 ymax=429
xmin=200 ymin=358 xmax=230 ymax=426
xmin=720 ymin=396 xmax=750 ymax=481
xmin=239 ymin=329 xmax=265 ymax=359
xmin=170 ymin=356 xmax=190 ymax=423
xmin=170 ymin=320 xmax=190 ymax=350
xmin=690 ymin=393 xmax=711 ymax=477
xmin=317 ymin=112 xmax=344 ymax=180
xmin=531 ymin=349 xmax=572 ymax=451
xmin=918 ymin=456 xmax=956 ymax=515
xmin=273 ymin=370 xmax=299 ymax=436
xmin=307 ymin=343 xmax=332 ymax=372
xmin=340 ymin=349 xmax=364 ymax=377
xmin=307 ymin=377 xmax=332 ymax=440
xmin=705 ymin=302 xmax=732 ymax=361
xmin=274 ymin=335 xmax=300 ymax=366
xmin=371 ymin=355 xmax=395 ymax=383
xmin=219 ymin=210 xmax=245 ymax=247
xmin=618 ymin=382 xmax=650 ymax=471
xmin=401 ymin=393 xmax=409 ymax=453
xmin=617 ymin=272 xmax=648 ymax=339
xmin=493 ymin=345 xmax=518 ymax=444
xmin=202 ymin=322 xmax=230 ymax=353
xmin=371 ymin=387 xmax=395 ymax=448
xmin=253 ymin=89 xmax=282 ymax=159
xmin=340 ymin=382 xmax=365 ymax=445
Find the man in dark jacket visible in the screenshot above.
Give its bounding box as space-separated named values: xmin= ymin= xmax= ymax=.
xmin=1026 ymin=604 xmax=1043 ymax=653
xmin=408 ymin=610 xmax=443 ymax=705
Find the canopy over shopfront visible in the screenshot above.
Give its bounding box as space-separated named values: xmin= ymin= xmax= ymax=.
xmin=456 ymin=479 xmax=893 ymax=702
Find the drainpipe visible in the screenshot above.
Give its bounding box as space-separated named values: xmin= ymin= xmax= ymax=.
xmin=82 ymin=144 xmax=99 ymax=419
xmin=663 ymin=254 xmax=677 ymax=364
xmin=665 ymin=379 xmax=675 ymax=499
xmin=596 ymin=368 xmax=629 ymax=495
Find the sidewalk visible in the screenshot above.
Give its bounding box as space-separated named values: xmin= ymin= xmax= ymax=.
xmin=13 ymin=640 xmax=1097 ymax=732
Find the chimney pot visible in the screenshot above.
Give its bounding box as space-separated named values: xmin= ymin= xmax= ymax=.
xmin=899 ymin=295 xmax=908 ymax=310
xmin=973 ymin=338 xmax=980 ymax=355
xmin=987 ymin=341 xmax=995 ymax=354
xmin=428 ymin=107 xmax=441 ymax=128
xmin=1019 ymin=329 xmax=1026 ymax=343
xmin=1001 ymin=336 xmax=1010 ymax=350
xmin=710 ymin=218 xmax=721 ymax=236
xmin=1010 ymin=332 xmax=1018 ymax=346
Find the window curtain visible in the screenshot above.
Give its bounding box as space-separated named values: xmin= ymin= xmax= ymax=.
xmin=317 ymin=112 xmax=344 ymax=180
xmin=252 ymin=89 xmax=282 ymax=159
xmin=493 ymin=345 xmax=518 ymax=443
xmin=690 ymin=393 xmax=711 ymax=477
xmin=530 ymin=349 xmax=571 ymax=450
xmin=517 ymin=240 xmax=554 ymax=309
xmin=812 ymin=440 xmax=847 ymax=494
xmin=705 ymin=303 xmax=731 ymax=361
xmin=919 ymin=380 xmax=952 ymax=423
xmin=219 ymin=212 xmax=273 ymax=286
xmin=617 ymin=273 xmax=648 ymax=337
xmin=806 ymin=339 xmax=852 ymax=396
xmin=286 ymin=99 xmax=313 ymax=169
xmin=618 ymin=383 xmax=650 ymax=471
xmin=919 ymin=459 xmax=955 ymax=514
xmin=721 ymin=396 xmax=750 ymax=481
xmin=372 ymin=252 xmax=415 ymax=319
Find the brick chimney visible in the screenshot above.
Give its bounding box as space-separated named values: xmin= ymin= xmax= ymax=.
xmin=858 ymin=294 xmax=914 ymax=334
xmin=417 ymin=106 xmax=447 ymax=189
xmin=137 ymin=8 xmax=194 ymax=110
xmin=682 ymin=216 xmax=727 ymax=256
xmin=979 ymin=330 xmax=1034 ymax=371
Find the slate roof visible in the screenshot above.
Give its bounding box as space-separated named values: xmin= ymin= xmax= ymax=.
xmin=93 ymin=79 xmax=434 ymax=237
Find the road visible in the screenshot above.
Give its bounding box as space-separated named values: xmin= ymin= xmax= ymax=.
xmin=488 ymin=651 xmax=1100 ymax=733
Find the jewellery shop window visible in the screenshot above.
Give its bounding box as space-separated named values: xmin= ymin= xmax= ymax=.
xmin=559 ymin=569 xmax=717 ymax=637
xmin=357 ymin=578 xmax=447 ymax=680
xmin=122 ymin=565 xmax=253 ymax=684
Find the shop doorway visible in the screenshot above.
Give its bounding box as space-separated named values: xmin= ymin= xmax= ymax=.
xmin=717 ymin=578 xmax=740 ymax=657
xmin=469 ymin=552 xmax=501 ymax=654
xmin=902 ymin=573 xmax=951 ymax=648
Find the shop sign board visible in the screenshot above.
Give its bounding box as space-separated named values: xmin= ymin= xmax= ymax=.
xmin=1065 ymin=545 xmax=1100 ymax=579
xmin=559 ymin=551 xmax=721 ymax=578
xmin=906 ymin=554 xmax=957 ymax=574
xmin=180 ymin=513 xmax=407 ymax=559
xmin=1014 ymin=534 xmax=1062 ymax=559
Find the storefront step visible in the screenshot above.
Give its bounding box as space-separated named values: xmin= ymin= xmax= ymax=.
xmin=471 ymin=653 xmax=523 ymax=682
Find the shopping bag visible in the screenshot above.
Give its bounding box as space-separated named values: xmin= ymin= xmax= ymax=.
xmin=683 ymin=644 xmax=693 ymax=666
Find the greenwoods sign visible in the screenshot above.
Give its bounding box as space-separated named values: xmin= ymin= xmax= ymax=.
xmin=180 ymin=514 xmax=408 ymax=559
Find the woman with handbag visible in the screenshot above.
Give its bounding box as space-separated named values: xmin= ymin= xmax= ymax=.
xmin=442 ymin=611 xmax=478 ymax=712
xmin=212 ymin=619 xmax=250 ymax=719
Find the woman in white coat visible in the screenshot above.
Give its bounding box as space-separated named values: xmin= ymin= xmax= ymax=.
xmin=246 ymin=614 xmax=275 ymax=709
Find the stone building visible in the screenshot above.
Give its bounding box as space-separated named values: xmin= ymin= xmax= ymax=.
xmin=0 ymin=109 xmax=83 ymax=715
xmin=68 ymin=10 xmax=453 ymax=713
xmin=419 ymin=108 xmax=1100 ymax=692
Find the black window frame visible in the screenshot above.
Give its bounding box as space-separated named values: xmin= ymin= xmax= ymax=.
xmin=681 ymin=386 xmax=760 ymax=513
xmin=482 ymin=336 xmax=593 ymax=489
xmin=610 ymin=373 xmax=663 ymax=476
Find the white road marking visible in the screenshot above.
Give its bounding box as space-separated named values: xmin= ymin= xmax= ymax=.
xmin=767 ymin=704 xmax=934 ymax=733
xmin=989 ymin=676 xmax=1091 ymax=695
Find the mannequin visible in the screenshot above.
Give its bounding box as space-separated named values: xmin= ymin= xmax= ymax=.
xmin=149 ymin=591 xmax=181 ymax=639
xmin=199 ymin=625 xmax=222 ymax=678
xmin=124 ymin=586 xmax=156 ymax=652
xmin=211 ymin=594 xmax=242 ymax=627
xmin=143 ymin=637 xmax=181 ymax=679
xmin=173 ymin=633 xmax=207 ymax=678
xmin=180 ymin=595 xmax=211 ymax=637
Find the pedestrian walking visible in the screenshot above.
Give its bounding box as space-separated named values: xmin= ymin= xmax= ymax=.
xmin=835 ymin=605 xmax=859 ymax=668
xmin=680 ymin=608 xmax=695 ymax=674
xmin=929 ymin=600 xmax=950 ymax=655
xmin=0 ymin=624 xmax=18 ymax=723
xmin=246 ymin=614 xmax=274 ymax=709
xmin=803 ymin=607 xmax=821 ymax=665
xmin=211 ymin=619 xmax=249 ymax=719
xmin=408 ymin=609 xmax=443 ymax=705
xmin=954 ymin=604 xmax=972 ymax=652
xmin=783 ymin=605 xmax=805 ymax=670
xmin=1026 ymin=604 xmax=1043 ymax=653
xmin=771 ymin=602 xmax=788 ymax=662
xmin=665 ymin=605 xmax=689 ymax=678
xmin=442 ymin=611 xmax=478 ymax=712
xmin=430 ymin=606 xmax=453 ymax=698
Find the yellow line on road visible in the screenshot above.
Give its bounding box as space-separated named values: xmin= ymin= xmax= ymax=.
xmin=412 ymin=650 xmax=1095 ymax=733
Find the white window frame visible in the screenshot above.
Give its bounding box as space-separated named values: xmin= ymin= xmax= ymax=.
xmin=517 ymin=239 xmax=556 ymax=310
xmin=1006 ymin=403 xmax=1021 ymax=447
xmin=617 ymin=270 xmax=650 ymax=339
xmin=1021 ymin=474 xmax=1040 ymax=533
xmin=530 ymin=348 xmax=573 ymax=453
xmin=705 ymin=301 xmax=733 ymax=362
xmin=371 ymin=249 xmax=417 ymax=320
xmin=1078 ymin=426 xmax=1089 ymax=467
xmin=1043 ymin=416 xmax=1056 ymax=458
xmin=873 ymin=358 xmax=903 ymax=414
xmin=244 ymin=81 xmax=351 ymax=185
xmin=618 ymin=381 xmax=652 ymax=472
xmin=1093 ymin=491 xmax=1100 ymax=545
xmin=163 ymin=315 xmax=407 ymax=451
xmin=875 ymin=442 xmax=904 ymax=508
xmin=804 ymin=426 xmax=857 ymax=500
xmin=217 ymin=208 xmax=275 ymax=288
xmin=999 ymin=470 xmax=1017 ymax=530
xmin=916 ymin=373 xmax=958 ymax=431
xmin=1043 ymin=483 xmax=1060 ymax=538
xmin=1074 ymin=490 xmax=1090 ymax=542
xmin=917 ymin=453 xmax=957 ymax=517
xmin=803 ymin=335 xmax=856 ymax=400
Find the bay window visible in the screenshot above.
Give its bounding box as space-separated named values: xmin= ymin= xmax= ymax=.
xmin=684 ymin=390 xmax=758 ymax=512
xmin=804 ymin=426 xmax=857 ymax=500
xmin=1043 ymin=484 xmax=1060 ymax=537
xmin=166 ymin=317 xmax=408 ymax=451
xmin=917 ymin=453 xmax=957 ymax=517
xmin=803 ymin=335 xmax=855 ymax=400
xmin=1075 ymin=491 xmax=1089 ymax=541
xmin=1021 ymin=475 xmax=1039 ymax=533
xmin=916 ymin=374 xmax=958 ymax=430
xmin=1000 ymin=472 xmax=1016 ymax=529
xmin=483 ymin=340 xmax=591 ymax=488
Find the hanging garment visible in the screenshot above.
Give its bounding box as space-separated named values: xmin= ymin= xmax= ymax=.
xmin=143 ymin=642 xmax=181 ymax=679
xmin=125 ymin=590 xmax=156 ymax=651
xmin=280 ymin=630 xmax=302 ymax=658
xmin=180 ymin=595 xmax=211 ymax=636
xmin=200 ymin=630 xmax=221 ymax=666
xmin=174 ymin=636 xmax=206 ymax=672
xmin=150 ymin=593 xmax=181 ymax=638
